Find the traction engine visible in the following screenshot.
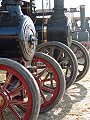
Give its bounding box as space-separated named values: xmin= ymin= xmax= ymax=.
xmin=0 ymin=0 xmax=89 ymax=119
xmin=25 ymin=0 xmax=89 ymax=85
xmin=0 ymin=0 xmax=66 ymax=119
xmin=0 ymin=0 xmax=37 ymax=62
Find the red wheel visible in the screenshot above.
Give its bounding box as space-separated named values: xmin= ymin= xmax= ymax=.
xmin=0 ymin=58 xmax=40 ymax=120
xmin=32 ymin=52 xmax=66 ymax=113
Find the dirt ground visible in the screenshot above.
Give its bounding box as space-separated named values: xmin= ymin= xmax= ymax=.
xmin=38 ymin=68 xmax=90 ymax=120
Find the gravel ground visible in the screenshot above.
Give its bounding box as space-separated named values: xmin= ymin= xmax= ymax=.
xmin=38 ymin=68 xmax=90 ymax=120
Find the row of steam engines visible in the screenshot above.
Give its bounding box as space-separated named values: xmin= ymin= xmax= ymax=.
xmin=25 ymin=0 xmax=71 ymax=46
xmin=0 ymin=0 xmax=89 ymax=120
xmin=0 ymin=1 xmax=67 ymax=120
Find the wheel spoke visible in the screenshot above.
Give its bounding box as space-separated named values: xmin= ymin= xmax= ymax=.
xmin=42 ymin=77 xmax=54 ymax=83
xmin=43 ymin=73 xmax=50 ymax=80
xmin=56 ymin=49 xmax=64 ymax=61
xmin=41 ymin=47 xmax=48 ymax=53
xmin=42 ymin=48 xmax=49 ymax=54
xmin=8 ymin=105 xmax=21 ymax=120
xmin=9 ymin=99 xmax=26 ymax=105
xmin=3 ymin=73 xmax=13 ymax=90
xmin=9 ymin=100 xmax=28 ymax=111
xmin=38 ymin=67 xmax=48 ymax=77
xmin=44 ymin=46 xmax=55 ymax=57
xmin=78 ymin=69 xmax=82 ymax=74
xmin=40 ymin=90 xmax=47 ymax=102
xmin=65 ymin=68 xmax=70 ymax=76
xmin=78 ymin=62 xmax=85 ymax=65
xmin=9 ymin=85 xmax=24 ymax=97
xmin=48 ymin=47 xmax=55 ymax=57
xmin=0 ymin=111 xmax=6 ymax=120
xmin=41 ymin=85 xmax=54 ymax=93
xmin=77 ymin=54 xmax=84 ymax=59
xmin=59 ymin=56 xmax=69 ymax=65
xmin=71 ymin=46 xmax=79 ymax=54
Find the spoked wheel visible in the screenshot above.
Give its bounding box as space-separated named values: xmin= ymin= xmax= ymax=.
xmin=70 ymin=40 xmax=90 ymax=82
xmin=0 ymin=58 xmax=40 ymax=120
xmin=31 ymin=52 xmax=66 ymax=113
xmin=36 ymin=41 xmax=78 ymax=89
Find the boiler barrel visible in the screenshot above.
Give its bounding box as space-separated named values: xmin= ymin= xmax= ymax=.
xmin=0 ymin=1 xmax=37 ymax=61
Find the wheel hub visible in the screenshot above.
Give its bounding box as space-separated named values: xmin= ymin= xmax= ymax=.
xmin=0 ymin=92 xmax=7 ymax=110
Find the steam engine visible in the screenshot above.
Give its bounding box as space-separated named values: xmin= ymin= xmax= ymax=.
xmin=0 ymin=0 xmax=37 ymax=63
xmin=27 ymin=0 xmax=72 ymax=46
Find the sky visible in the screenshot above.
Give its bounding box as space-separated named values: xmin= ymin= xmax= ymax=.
xmin=35 ymin=0 xmax=90 ymax=17
xmin=64 ymin=0 xmax=90 ymax=17
xmin=0 ymin=0 xmax=89 ymax=17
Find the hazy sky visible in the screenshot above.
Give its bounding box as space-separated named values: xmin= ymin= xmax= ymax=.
xmin=35 ymin=0 xmax=90 ymax=17
xmin=65 ymin=0 xmax=90 ymax=16
xmin=0 ymin=0 xmax=89 ymax=16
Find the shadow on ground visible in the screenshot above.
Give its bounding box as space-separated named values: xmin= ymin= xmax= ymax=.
xmin=38 ymin=82 xmax=87 ymax=120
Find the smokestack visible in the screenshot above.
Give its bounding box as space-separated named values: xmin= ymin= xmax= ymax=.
xmin=47 ymin=0 xmax=69 ymax=45
xmin=54 ymin=0 xmax=64 ymax=8
xmin=80 ymin=5 xmax=85 ymax=31
xmin=54 ymin=0 xmax=64 ymax=16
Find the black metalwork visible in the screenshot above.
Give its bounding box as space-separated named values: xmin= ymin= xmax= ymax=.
xmin=0 ymin=0 xmax=37 ymax=62
xmin=47 ymin=0 xmax=70 ymax=46
xmin=25 ymin=0 xmax=71 ymax=46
